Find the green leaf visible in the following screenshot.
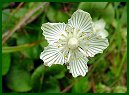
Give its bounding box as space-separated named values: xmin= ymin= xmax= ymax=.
xmin=46 ymin=6 xmax=70 ymax=23
xmin=31 ymin=65 xmax=45 ymax=91
xmin=44 ymin=77 xmax=60 ymax=92
xmin=101 ymin=4 xmax=115 ymax=24
xmin=40 ymin=40 xmax=48 ymax=48
xmin=2 ymin=9 xmax=16 ymax=33
xmin=72 ymin=77 xmax=91 ymax=93
xmin=46 ymin=64 xmax=67 ymax=79
xmin=14 ymin=8 xmax=28 ymax=18
xmin=6 ymin=65 xmax=32 ymax=92
xmin=80 ymin=2 xmax=106 ymax=10
xmin=120 ymin=6 xmax=127 ymax=27
xmin=2 ymin=9 xmax=10 ymax=23
xmin=22 ymin=45 xmax=41 ymax=59
xmin=78 ymin=2 xmax=107 ymax=16
xmin=46 ymin=7 xmax=57 ymax=22
xmin=78 ymin=2 xmax=114 ymax=24
xmin=56 ymin=11 xmax=70 ymax=23
xmin=2 ymin=2 xmax=10 ymax=9
xmin=22 ymin=59 xmax=34 ymax=72
xmin=2 ymin=53 xmax=11 ymax=76
xmin=15 ymin=32 xmax=41 ymax=59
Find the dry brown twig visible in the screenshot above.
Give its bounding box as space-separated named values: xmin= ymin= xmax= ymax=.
xmin=61 ymin=83 xmax=74 ymax=93
xmin=2 ymin=2 xmax=49 ymax=45
xmin=91 ymin=76 xmax=96 ymax=93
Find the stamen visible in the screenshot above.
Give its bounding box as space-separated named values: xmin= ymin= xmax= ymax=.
xmin=62 ymin=30 xmax=68 ymax=37
xmin=79 ymin=34 xmax=87 ymax=41
xmin=73 ymin=28 xmax=77 ymax=37
xmin=78 ymin=47 xmax=88 ymax=57
xmin=67 ymin=50 xmax=71 ymax=62
xmin=77 ymin=29 xmax=83 ymax=38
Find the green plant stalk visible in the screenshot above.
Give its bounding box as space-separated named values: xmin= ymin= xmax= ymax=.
xmin=2 ymin=40 xmax=42 ymax=53
xmin=116 ymin=51 xmax=127 ymax=77
xmin=111 ymin=51 xmax=127 ymax=87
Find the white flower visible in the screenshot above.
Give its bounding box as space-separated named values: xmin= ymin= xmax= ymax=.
xmin=40 ymin=9 xmax=109 ymax=77
xmin=93 ymin=19 xmax=109 ymax=38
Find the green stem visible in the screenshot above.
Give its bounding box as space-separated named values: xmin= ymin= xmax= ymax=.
xmin=117 ymin=51 xmax=127 ymax=77
xmin=2 ymin=40 xmax=42 ymax=53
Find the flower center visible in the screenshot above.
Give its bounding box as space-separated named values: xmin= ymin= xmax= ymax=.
xmin=68 ymin=38 xmax=78 ymax=49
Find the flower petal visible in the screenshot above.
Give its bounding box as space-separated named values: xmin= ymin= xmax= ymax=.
xmin=68 ymin=9 xmax=93 ymax=32
xmin=69 ymin=56 xmax=88 ymax=77
xmin=41 ymin=22 xmax=66 ymax=44
xmin=98 ymin=30 xmax=109 ymax=38
xmin=40 ymin=45 xmax=65 ymax=67
xmin=94 ymin=19 xmax=106 ymax=29
xmin=80 ymin=33 xmax=109 ymax=57
xmin=93 ymin=19 xmax=108 ymax=38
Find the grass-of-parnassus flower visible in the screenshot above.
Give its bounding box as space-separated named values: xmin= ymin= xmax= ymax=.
xmin=93 ymin=19 xmax=109 ymax=38
xmin=40 ymin=9 xmax=109 ymax=77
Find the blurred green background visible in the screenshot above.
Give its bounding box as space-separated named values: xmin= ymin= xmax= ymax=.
xmin=2 ymin=2 xmax=127 ymax=93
